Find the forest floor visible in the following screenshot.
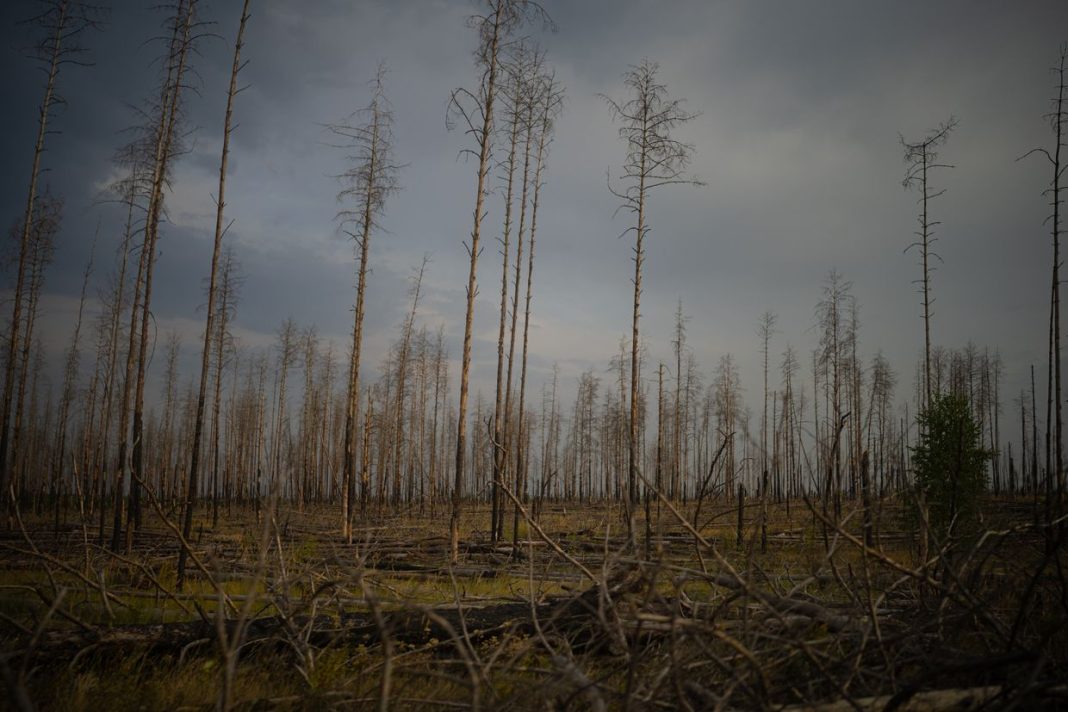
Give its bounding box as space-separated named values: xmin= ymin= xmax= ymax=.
xmin=1 ymin=495 xmax=1066 ymax=710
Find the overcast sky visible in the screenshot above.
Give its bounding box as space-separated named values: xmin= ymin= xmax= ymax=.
xmin=2 ymin=0 xmax=1066 ymax=424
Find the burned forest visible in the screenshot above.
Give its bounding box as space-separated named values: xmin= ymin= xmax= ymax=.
xmin=1 ymin=1 xmax=1067 ymax=710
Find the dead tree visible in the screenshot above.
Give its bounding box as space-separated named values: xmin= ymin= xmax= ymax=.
xmin=501 ymin=44 xmax=544 ymax=539
xmin=1021 ymin=45 xmax=1066 ymax=521
xmin=131 ymin=0 xmax=205 ymax=547
xmin=848 ymin=299 xmax=863 ymax=500
xmin=866 ymin=352 xmax=896 ymax=496
xmin=511 ymin=67 xmax=562 ymax=548
xmin=901 ymin=117 xmax=956 ymax=408
xmin=390 ymin=259 xmax=427 ymax=506
xmin=651 ymin=362 xmax=665 ymax=555
xmin=8 ymin=195 xmax=59 ymax=507
xmin=271 ymin=320 xmax=299 ymax=500
xmin=714 ymin=354 xmax=741 ymax=499
xmin=539 ymin=364 xmax=560 ymax=506
xmin=0 ymin=0 xmax=102 ymax=516
xmin=447 ymin=0 xmax=547 ymax=563
xmin=758 ymin=310 xmax=777 ymax=547
xmin=816 ymin=270 xmax=853 ymax=519
xmin=93 ymin=151 xmax=148 ymax=541
xmin=489 ymin=44 xmax=528 ymax=542
xmin=333 ymin=65 xmax=400 ymax=542
xmin=177 ymin=0 xmax=249 ymax=589
xmin=780 ymin=345 xmax=799 ymax=499
xmin=428 ymin=328 xmax=447 ymax=514
xmin=113 ymin=0 xmax=197 ymax=551
xmin=157 ymin=334 xmax=182 ymax=504
xmin=210 ymin=249 xmax=240 ymax=525
xmin=604 ymin=59 xmax=702 ymax=539
xmin=297 ymin=327 xmax=319 ymax=510
xmin=672 ymin=301 xmax=689 ymax=501
xmin=50 ymin=237 xmax=95 ymax=532
xmin=79 ymin=316 xmax=104 ymax=517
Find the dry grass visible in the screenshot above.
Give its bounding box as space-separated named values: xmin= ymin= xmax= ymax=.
xmin=1 ymin=495 xmax=1065 ymax=710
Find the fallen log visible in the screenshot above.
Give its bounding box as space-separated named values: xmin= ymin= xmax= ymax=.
xmin=9 ymin=562 xmax=871 ymax=665
xmin=775 ymin=684 xmax=1068 ymax=711
xmin=703 ymin=572 xmax=869 ymax=634
xmin=15 ymin=598 xmax=580 ymax=662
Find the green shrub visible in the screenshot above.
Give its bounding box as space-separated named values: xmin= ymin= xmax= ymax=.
xmin=911 ymin=393 xmax=989 ymax=536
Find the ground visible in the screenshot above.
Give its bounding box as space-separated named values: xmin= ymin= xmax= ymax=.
xmin=1 ymin=495 xmax=1065 ymax=710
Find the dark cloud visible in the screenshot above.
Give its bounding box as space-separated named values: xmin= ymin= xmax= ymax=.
xmin=1 ymin=0 xmax=1065 ymax=417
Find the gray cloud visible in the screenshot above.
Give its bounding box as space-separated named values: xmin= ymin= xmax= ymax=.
xmin=1 ymin=0 xmax=1065 ymax=424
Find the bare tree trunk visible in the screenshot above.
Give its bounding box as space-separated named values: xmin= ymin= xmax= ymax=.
xmin=1054 ymin=50 xmax=1066 ymax=518
xmin=11 ymin=198 xmax=58 ymax=507
xmin=673 ymin=302 xmax=684 ymax=501
xmin=449 ymin=0 xmax=508 ymax=564
xmin=511 ymin=71 xmax=558 ymax=550
xmin=650 ymin=362 xmax=664 ymax=558
xmin=1026 ymin=48 xmax=1067 ymax=528
xmin=121 ymin=0 xmax=197 ymax=552
xmin=1047 ymin=292 xmax=1054 ymax=536
xmin=429 ymin=329 xmax=445 ymax=516
xmin=177 ymin=0 xmax=247 ymax=588
xmin=210 ymin=250 xmax=238 ymax=528
xmin=606 ymin=61 xmax=702 ymax=543
xmin=627 ymin=168 xmax=645 ymax=540
xmin=161 ymin=335 xmax=182 ymax=505
xmin=1 ymin=0 xmax=76 ymax=515
xmin=502 ymin=50 xmax=540 ymax=541
xmin=391 ymin=260 xmax=426 ymax=507
xmin=337 ymin=66 xmax=397 ymax=542
xmin=902 ymin=118 xmax=955 ymax=408
xmin=51 ymin=239 xmax=95 ymax=533
xmin=490 ymin=55 xmax=524 ymax=543
xmin=361 ymin=390 xmax=373 ymax=515
xmin=1032 ymin=365 xmax=1041 ymax=526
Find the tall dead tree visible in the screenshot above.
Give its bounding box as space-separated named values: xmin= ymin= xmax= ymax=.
xmin=428 ymin=328 xmax=447 ymax=514
xmin=390 ymin=259 xmax=427 ymax=506
xmin=9 ymin=195 xmax=59 ymax=507
xmin=539 ymin=364 xmax=560 ymax=505
xmin=176 ymin=0 xmax=249 ymax=589
xmin=866 ymin=352 xmax=896 ymax=495
xmin=501 ymin=45 xmax=544 ymax=540
xmin=780 ymin=345 xmax=799 ymax=499
xmin=901 ymin=117 xmax=956 ymax=408
xmin=759 ymin=311 xmax=777 ymax=493
xmin=714 ymin=354 xmax=741 ymax=499
xmin=113 ymin=0 xmax=197 ymax=551
xmin=210 ymin=249 xmax=240 ymax=525
xmin=333 ymin=65 xmax=400 ymax=542
xmin=489 ymin=43 xmax=527 ymax=542
xmin=297 ymin=327 xmax=318 ymax=510
xmin=94 ymin=147 xmax=150 ymax=542
xmin=133 ymin=0 xmax=205 ymax=546
xmin=511 ymin=67 xmax=562 ymax=547
xmin=604 ymin=59 xmax=702 ymax=537
xmin=1022 ymin=45 xmax=1067 ymax=520
xmin=848 ymin=300 xmax=863 ymax=499
xmin=816 ymin=270 xmax=853 ymax=519
xmin=1 ymin=0 xmax=102 ymax=515
xmin=51 ymin=237 xmax=95 ymax=531
xmin=157 ymin=334 xmax=181 ymax=503
xmin=758 ymin=310 xmax=776 ymax=549
xmin=672 ymin=300 xmax=688 ymax=500
xmin=447 ymin=0 xmax=547 ymax=563
xmin=271 ymin=320 xmax=298 ymax=500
